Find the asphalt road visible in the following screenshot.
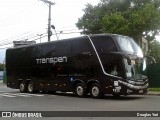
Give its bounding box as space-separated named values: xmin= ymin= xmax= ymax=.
xmin=0 ymin=83 xmax=160 ymax=120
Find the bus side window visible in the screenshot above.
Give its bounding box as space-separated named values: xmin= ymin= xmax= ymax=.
xmin=92 ymin=36 xmax=118 ymax=53
xmin=70 ymin=37 xmax=96 ymax=76
xmin=55 ymin=41 xmax=71 ymax=56
xmin=71 ymin=37 xmax=93 ymax=54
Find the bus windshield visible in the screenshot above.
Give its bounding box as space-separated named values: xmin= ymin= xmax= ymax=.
xmin=116 ymin=36 xmax=143 ymax=58
xmin=91 ymin=35 xmax=146 ymax=79
xmin=115 ymin=36 xmax=146 ymax=79
xmin=124 ymin=58 xmax=147 ymax=80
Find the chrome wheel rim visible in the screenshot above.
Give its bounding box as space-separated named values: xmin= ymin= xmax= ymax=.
xmin=92 ymin=86 xmax=99 ymax=97
xmin=76 ymin=86 xmax=84 ymax=96
xmin=28 ymin=83 xmax=33 ymax=92
xmin=20 ymin=84 xmax=25 ymax=92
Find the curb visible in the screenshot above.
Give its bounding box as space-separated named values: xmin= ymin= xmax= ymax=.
xmin=147 ymin=91 xmax=160 ymax=96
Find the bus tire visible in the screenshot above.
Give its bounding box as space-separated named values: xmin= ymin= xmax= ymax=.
xmin=75 ymin=83 xmax=86 ymax=97
xmin=19 ymin=82 xmax=27 ymax=93
xmin=90 ymin=83 xmax=103 ymax=98
xmin=27 ymin=82 xmax=35 ymax=93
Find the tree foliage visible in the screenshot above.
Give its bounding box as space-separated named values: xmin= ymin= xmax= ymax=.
xmin=148 ymin=40 xmax=160 ymax=63
xmin=76 ymin=0 xmax=160 ymax=45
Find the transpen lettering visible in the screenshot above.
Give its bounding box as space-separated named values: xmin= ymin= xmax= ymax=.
xmin=36 ymin=56 xmax=67 ymax=64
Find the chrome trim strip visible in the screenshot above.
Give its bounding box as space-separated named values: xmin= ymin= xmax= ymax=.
xmin=128 ymin=79 xmax=148 ymax=85
xmin=118 ymin=80 xmax=148 ymax=90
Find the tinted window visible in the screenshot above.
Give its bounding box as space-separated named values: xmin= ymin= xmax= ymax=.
xmin=71 ymin=37 xmax=92 ymax=54
xmin=91 ymin=36 xmax=123 ymax=77
xmin=55 ymin=40 xmax=71 ymax=56
xmin=41 ymin=43 xmax=52 ymax=57
xmin=92 ymin=36 xmax=118 ymax=52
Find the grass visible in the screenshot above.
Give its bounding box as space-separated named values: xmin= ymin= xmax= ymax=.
xmin=148 ymin=88 xmax=160 ymax=92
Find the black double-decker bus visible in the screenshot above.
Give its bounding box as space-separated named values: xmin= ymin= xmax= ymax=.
xmin=6 ymin=34 xmax=148 ymax=98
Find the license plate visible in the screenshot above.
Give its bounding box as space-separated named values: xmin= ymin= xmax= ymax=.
xmin=139 ymin=90 xmax=143 ymax=93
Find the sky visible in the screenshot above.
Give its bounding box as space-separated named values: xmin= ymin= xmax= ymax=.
xmin=0 ymin=0 xmax=160 ymax=63
xmin=0 ymin=0 xmax=100 ymax=63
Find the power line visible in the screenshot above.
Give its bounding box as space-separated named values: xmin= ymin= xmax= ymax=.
xmin=40 ymin=0 xmax=55 ymax=42
xmin=0 ymin=32 xmax=33 ymax=43
xmin=0 ymin=30 xmax=82 ymax=48
xmin=0 ymin=1 xmax=40 ymax=28
xmin=0 ymin=31 xmax=47 ymax=45
xmin=0 ymin=34 xmax=48 ymax=48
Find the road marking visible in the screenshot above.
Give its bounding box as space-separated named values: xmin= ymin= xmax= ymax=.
xmin=17 ymin=93 xmax=44 ymax=96
xmin=2 ymin=93 xmax=31 ymax=97
xmin=0 ymin=92 xmax=45 ymax=98
xmin=0 ymin=94 xmax=16 ymax=97
xmin=0 ymin=91 xmax=8 ymax=92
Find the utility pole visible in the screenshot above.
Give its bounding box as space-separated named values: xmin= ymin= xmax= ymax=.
xmin=37 ymin=34 xmax=43 ymax=43
xmin=40 ymin=0 xmax=55 ymax=42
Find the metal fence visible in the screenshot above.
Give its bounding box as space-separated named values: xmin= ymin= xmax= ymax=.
xmin=145 ymin=63 xmax=160 ymax=88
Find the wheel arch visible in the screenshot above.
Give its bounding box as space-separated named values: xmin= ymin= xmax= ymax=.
xmin=87 ymin=79 xmax=101 ymax=90
xmin=18 ymin=80 xmax=23 ymax=89
xmin=18 ymin=79 xmax=31 ymax=88
xmin=72 ymin=79 xmax=85 ymax=91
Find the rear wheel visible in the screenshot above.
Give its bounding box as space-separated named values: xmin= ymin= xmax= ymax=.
xmin=27 ymin=82 xmax=35 ymax=93
xmin=19 ymin=82 xmax=27 ymax=93
xmin=90 ymin=83 xmax=103 ymax=98
xmin=75 ymin=83 xmax=86 ymax=97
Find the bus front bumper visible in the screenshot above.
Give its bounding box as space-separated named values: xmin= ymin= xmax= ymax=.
xmin=116 ymin=80 xmax=149 ymax=95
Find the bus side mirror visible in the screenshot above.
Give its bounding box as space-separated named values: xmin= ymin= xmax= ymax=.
xmin=144 ymin=55 xmax=156 ymax=64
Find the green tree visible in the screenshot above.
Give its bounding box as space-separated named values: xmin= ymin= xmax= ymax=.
xmin=148 ymin=40 xmax=160 ymax=63
xmin=76 ymin=0 xmax=160 ymax=46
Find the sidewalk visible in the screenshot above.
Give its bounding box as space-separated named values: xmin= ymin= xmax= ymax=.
xmin=0 ymin=80 xmax=3 ymax=83
xmin=0 ymin=80 xmax=5 ymax=86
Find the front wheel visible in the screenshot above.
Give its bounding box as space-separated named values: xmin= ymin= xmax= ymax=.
xmin=75 ymin=83 xmax=86 ymax=97
xmin=90 ymin=83 xmax=103 ymax=98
